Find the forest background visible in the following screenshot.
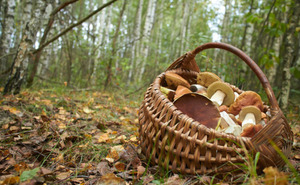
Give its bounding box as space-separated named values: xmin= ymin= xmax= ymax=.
xmin=0 ymin=0 xmax=299 ymax=184
xmin=0 ymin=0 xmax=299 ymax=112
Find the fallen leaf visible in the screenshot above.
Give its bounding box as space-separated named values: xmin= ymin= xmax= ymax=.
xmin=9 ymin=126 xmax=20 ymax=132
xmin=96 ymin=161 xmax=113 ymax=176
xmin=263 ymin=166 xmax=288 ymax=185
xmin=165 ymin=174 xmax=186 ymax=185
xmin=58 ymin=107 xmax=66 ymax=115
xmin=137 ymin=166 xmax=145 ymax=179
xmin=58 ymin=123 xmax=67 ymax=129
xmin=113 ymin=135 xmax=126 ymax=144
xmin=97 ymin=133 xmax=110 ymax=143
xmin=9 ymin=107 xmax=23 ymax=117
xmin=96 ymin=173 xmax=126 ymax=185
xmin=56 ymin=171 xmax=71 ymax=180
xmin=83 ymin=107 xmax=94 ymax=114
xmin=105 ymin=145 xmax=125 ymax=163
xmin=14 ymin=162 xmax=28 ymax=173
xmin=1 ymin=176 xmax=20 ymax=185
xmin=114 ymin=162 xmax=126 ymax=172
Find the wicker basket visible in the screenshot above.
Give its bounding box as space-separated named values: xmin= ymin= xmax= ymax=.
xmin=138 ymin=42 xmax=293 ymax=175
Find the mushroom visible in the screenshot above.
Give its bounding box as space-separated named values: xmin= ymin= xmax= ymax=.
xmin=174 ymin=85 xmax=192 ymax=100
xmin=228 ymin=91 xmax=264 ymax=115
xmin=190 ymin=84 xmax=207 ymax=95
xmin=217 ymin=111 xmax=242 ymax=136
xmin=207 ymin=81 xmax=235 ymax=106
xmin=197 ymin=72 xmax=222 ymax=88
xmin=165 ymin=72 xmax=190 ymax=90
xmin=174 ymin=93 xmax=220 ymax=129
xmin=239 ymin=106 xmax=263 ymax=137
xmin=239 ymin=106 xmax=261 ymax=127
xmin=160 ymin=86 xmax=175 ymax=101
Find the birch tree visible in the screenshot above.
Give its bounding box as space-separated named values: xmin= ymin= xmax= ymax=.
xmin=127 ymin=0 xmax=143 ymax=84
xmin=0 ymin=0 xmax=16 ymax=73
xmin=139 ymin=0 xmax=157 ymax=82
xmin=279 ymin=0 xmax=300 ymax=110
xmin=3 ymin=0 xmax=40 ymax=95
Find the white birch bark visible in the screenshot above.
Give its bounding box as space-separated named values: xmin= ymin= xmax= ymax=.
xmin=139 ymin=0 xmax=157 ymax=82
xmin=280 ymin=0 xmax=300 ymax=110
xmin=179 ymin=0 xmax=189 ymax=55
xmin=127 ymin=0 xmax=143 ymax=84
xmin=38 ymin=2 xmax=54 ymax=76
xmin=92 ymin=0 xmax=107 ymax=84
xmin=4 ymin=0 xmax=44 ymax=94
xmin=0 ymin=0 xmax=16 ymax=72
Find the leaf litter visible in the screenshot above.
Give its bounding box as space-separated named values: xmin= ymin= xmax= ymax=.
xmin=0 ymin=89 xmax=299 ymax=184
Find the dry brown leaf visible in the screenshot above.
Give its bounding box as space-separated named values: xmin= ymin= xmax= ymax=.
xmin=114 ymin=162 xmax=126 ymax=172
xmin=1 ymin=176 xmax=20 ymax=185
xmin=165 ymin=174 xmax=186 ymax=185
xmin=96 ymin=173 xmax=126 ymax=185
xmin=9 ymin=126 xmax=20 ymax=132
xmin=113 ymin=135 xmax=126 ymax=144
xmin=263 ymin=166 xmax=288 ymax=185
xmin=56 ymin=171 xmax=71 ymax=180
xmin=14 ymin=162 xmax=28 ymax=173
xmin=137 ymin=166 xmax=145 ymax=179
xmin=40 ymin=167 xmax=53 ymax=176
xmin=96 ymin=161 xmax=113 ymax=176
xmin=105 ymin=145 xmax=125 ymax=163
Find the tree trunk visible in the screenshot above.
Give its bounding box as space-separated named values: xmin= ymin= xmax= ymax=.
xmin=179 ymin=0 xmax=189 ymax=55
xmin=26 ymin=0 xmax=79 ymax=88
xmin=0 ymin=0 xmax=16 ymax=73
xmin=104 ymin=0 xmax=127 ymax=89
xmin=279 ymin=0 xmax=300 ymax=110
xmin=3 ymin=0 xmax=41 ymax=95
xmin=127 ymin=0 xmax=143 ymax=84
xmin=139 ymin=0 xmax=157 ymax=82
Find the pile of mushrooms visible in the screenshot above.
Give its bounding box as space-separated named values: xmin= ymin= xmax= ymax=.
xmin=160 ymin=71 xmax=270 ymax=138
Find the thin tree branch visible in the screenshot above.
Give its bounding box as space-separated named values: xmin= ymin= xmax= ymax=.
xmin=32 ymin=0 xmax=118 ymax=54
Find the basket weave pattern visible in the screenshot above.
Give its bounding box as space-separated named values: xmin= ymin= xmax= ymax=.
xmin=138 ymin=43 xmax=293 ymax=175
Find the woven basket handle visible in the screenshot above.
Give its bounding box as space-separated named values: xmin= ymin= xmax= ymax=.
xmin=166 ymin=42 xmax=279 ymax=110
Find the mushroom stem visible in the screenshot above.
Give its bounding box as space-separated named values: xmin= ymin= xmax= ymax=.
xmin=242 ymin=113 xmax=256 ymax=127
xmin=210 ymin=90 xmax=226 ymax=106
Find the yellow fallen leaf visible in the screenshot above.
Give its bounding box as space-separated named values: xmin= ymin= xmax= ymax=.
xmin=58 ymin=123 xmax=67 ymax=129
xmin=105 ymin=145 xmax=125 ymax=163
xmin=96 ymin=173 xmax=126 ymax=185
xmin=97 ymin=133 xmax=110 ymax=143
xmin=263 ymin=166 xmax=288 ymax=185
xmin=58 ymin=107 xmax=66 ymax=115
xmin=130 ymin=136 xmax=138 ymax=142
xmin=9 ymin=107 xmax=22 ymax=116
xmin=83 ymin=107 xmax=94 ymax=114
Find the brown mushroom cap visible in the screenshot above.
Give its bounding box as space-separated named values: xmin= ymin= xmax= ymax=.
xmin=174 ymin=93 xmax=220 ymax=129
xmin=240 ymin=124 xmax=263 ymax=137
xmin=197 ymin=72 xmax=222 ymax=87
xmin=165 ymin=72 xmax=190 ymax=90
xmin=228 ymin=91 xmax=264 ymax=115
xmin=239 ymin=106 xmax=262 ymax=123
xmin=174 ymin=85 xmax=192 ymax=100
xmin=207 ymin=81 xmax=235 ymax=106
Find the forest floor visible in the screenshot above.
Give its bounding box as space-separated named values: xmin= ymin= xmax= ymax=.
xmin=0 ymin=87 xmax=299 ymax=185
